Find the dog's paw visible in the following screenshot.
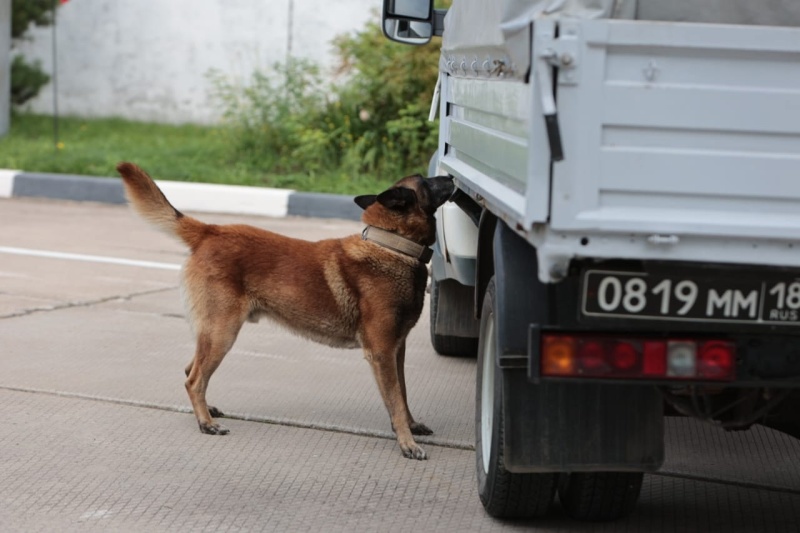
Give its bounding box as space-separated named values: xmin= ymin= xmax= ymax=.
xmin=401 ymin=443 xmax=428 ymax=460
xmin=208 ymin=406 xmax=225 ymax=418
xmin=410 ymin=422 xmax=433 ymax=436
xmin=199 ymin=422 xmax=229 ymax=435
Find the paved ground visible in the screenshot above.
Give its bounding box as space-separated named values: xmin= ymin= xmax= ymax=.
xmin=2 ymin=197 xmax=800 ymax=532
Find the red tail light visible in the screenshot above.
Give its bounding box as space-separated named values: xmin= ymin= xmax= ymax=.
xmin=578 ymin=340 xmax=607 ymax=373
xmin=642 ymin=341 xmax=667 ymax=376
xmin=541 ymin=334 xmax=735 ymax=381
xmin=611 ymin=342 xmax=638 ymax=372
xmin=698 ymin=341 xmax=735 ymax=379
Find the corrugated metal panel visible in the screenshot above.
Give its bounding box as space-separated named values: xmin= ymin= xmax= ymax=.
xmin=439 ymin=76 xmax=532 ymax=222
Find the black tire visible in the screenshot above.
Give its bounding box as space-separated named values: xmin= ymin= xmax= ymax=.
xmin=558 ymin=471 xmax=643 ymax=521
xmin=476 ymin=277 xmax=556 ymax=518
xmin=430 ymin=277 xmax=478 ymax=357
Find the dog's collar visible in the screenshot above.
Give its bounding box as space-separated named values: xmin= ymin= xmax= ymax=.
xmin=361 ymin=226 xmax=433 ymax=264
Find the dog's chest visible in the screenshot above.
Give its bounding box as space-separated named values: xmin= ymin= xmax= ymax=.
xmin=392 ymin=262 xmax=429 ymax=335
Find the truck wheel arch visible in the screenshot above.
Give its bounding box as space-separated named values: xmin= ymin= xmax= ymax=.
xmin=474 ymin=210 xmax=497 ymax=319
xmin=477 ymin=217 xmax=549 ymax=366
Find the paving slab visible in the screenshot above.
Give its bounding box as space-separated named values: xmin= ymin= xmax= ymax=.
xmin=3 ymin=196 xmax=800 ymax=531
xmin=4 ymin=390 xmax=800 ymax=533
xmin=664 ymin=417 xmax=800 ymax=493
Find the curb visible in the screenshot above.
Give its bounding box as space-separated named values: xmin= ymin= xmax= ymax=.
xmin=0 ymin=170 xmax=363 ymax=221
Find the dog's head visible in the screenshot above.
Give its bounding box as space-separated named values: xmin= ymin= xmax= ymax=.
xmin=354 ymin=175 xmax=454 ymax=246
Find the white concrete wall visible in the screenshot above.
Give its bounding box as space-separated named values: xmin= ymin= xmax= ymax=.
xmin=13 ymin=0 xmax=376 ymax=124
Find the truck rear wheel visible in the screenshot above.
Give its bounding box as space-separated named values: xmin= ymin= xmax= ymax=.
xmin=430 ymin=277 xmax=478 ymax=357
xmin=558 ymin=471 xmax=643 ymax=521
xmin=476 ymin=277 xmax=556 ymax=518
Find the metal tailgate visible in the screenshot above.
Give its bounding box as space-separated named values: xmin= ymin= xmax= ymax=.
xmin=549 ymin=20 xmax=800 ymax=240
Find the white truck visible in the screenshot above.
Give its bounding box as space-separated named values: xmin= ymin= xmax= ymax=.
xmin=383 ymin=0 xmax=800 ymax=522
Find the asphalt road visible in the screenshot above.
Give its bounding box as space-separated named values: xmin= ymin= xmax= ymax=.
xmin=2 ymin=197 xmax=800 ymax=532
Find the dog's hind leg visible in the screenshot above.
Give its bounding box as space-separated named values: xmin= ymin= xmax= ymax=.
xmin=396 ymin=341 xmax=432 ymax=436
xmin=184 ymin=360 xmax=224 ymax=417
xmin=185 ymin=305 xmax=246 ymax=435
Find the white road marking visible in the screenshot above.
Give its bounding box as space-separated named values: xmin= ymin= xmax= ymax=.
xmin=0 ymin=270 xmax=32 ymax=279
xmin=0 ymin=246 xmax=181 ymax=270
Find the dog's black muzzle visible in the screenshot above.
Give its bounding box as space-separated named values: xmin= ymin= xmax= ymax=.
xmin=426 ymin=176 xmax=455 ymax=210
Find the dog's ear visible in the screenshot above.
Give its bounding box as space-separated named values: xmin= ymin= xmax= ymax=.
xmin=354 ymin=195 xmax=377 ymax=210
xmin=376 ymin=187 xmax=416 ymax=211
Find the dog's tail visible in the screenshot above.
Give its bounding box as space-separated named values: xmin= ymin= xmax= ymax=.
xmin=116 ymin=162 xmax=207 ymax=250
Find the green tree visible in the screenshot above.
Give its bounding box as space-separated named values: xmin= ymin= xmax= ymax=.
xmin=331 ymin=18 xmax=442 ymax=175
xmin=11 ymin=0 xmax=57 ymax=106
xmin=12 ymin=0 xmax=55 ymax=39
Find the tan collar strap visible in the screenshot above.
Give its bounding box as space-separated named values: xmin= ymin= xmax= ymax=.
xmin=362 ymin=226 xmax=433 ymax=264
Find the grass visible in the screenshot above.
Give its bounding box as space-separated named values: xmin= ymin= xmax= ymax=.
xmin=0 ymin=113 xmax=395 ymax=195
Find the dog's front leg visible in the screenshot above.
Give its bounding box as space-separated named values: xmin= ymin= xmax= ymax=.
xmin=363 ymin=341 xmax=427 ymax=460
xmin=396 ymin=341 xmax=432 ymax=436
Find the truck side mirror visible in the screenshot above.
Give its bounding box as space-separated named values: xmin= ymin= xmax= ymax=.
xmin=385 ymin=0 xmax=432 ymax=20
xmin=382 ymin=0 xmax=445 ymax=46
xmin=383 ymin=18 xmax=433 ymax=45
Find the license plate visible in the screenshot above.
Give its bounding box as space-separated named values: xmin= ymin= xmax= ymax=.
xmin=582 ymin=269 xmax=800 ymax=325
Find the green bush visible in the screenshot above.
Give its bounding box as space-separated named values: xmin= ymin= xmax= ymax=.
xmin=11 ymin=56 xmax=50 ymax=106
xmin=210 ymin=60 xmax=333 ymax=175
xmin=210 ymin=17 xmax=443 ymax=182
xmin=12 ymin=0 xmax=55 ymax=39
xmin=333 ymin=18 xmax=441 ymax=176
xmin=11 ymin=0 xmax=58 ymax=107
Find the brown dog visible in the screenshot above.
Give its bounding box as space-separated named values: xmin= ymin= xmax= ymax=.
xmin=116 ymin=162 xmax=454 ymax=460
